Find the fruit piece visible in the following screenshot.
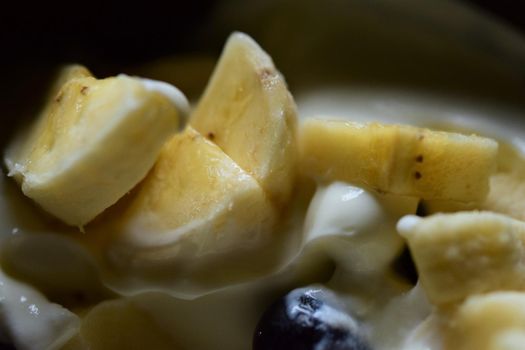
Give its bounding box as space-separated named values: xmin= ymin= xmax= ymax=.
xmin=482 ymin=173 xmax=525 ymax=220
xmin=397 ymin=212 xmax=525 ymax=306
xmin=479 ymin=143 xmax=525 ymax=221
xmin=253 ymin=286 xmax=371 ymax=350
xmin=47 ymin=64 xmax=93 ymax=98
xmin=421 ymin=142 xmax=525 ymax=220
xmin=5 ymin=65 xmax=93 ymax=174
xmin=190 ymin=32 xmax=298 ymax=207
xmin=299 ymin=119 xmax=498 ymax=202
xmin=4 ymin=73 xmax=187 ymax=227
xmin=108 ymin=126 xmax=275 ymax=283
xmin=421 ymin=174 xmax=525 ymax=219
xmin=78 ymin=298 xmax=175 ymax=350
xmin=445 ymin=292 xmax=525 ymax=350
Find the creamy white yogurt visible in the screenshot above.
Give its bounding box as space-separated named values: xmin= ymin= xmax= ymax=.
xmin=0 ymin=87 xmax=519 ymax=349
xmin=0 ymin=268 xmax=79 ymax=350
xmin=304 ymin=182 xmax=418 ymax=273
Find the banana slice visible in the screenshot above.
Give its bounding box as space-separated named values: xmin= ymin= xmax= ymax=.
xmin=106 ymin=126 xmax=275 ymax=289
xmin=190 ymin=32 xmax=298 ymax=207
xmin=75 ymin=298 xmax=175 ymax=350
xmin=5 ymin=65 xmax=93 ymax=173
xmin=445 ymin=292 xmax=525 ymax=350
xmin=478 ymin=143 xmax=525 ymax=220
xmin=47 ymin=64 xmax=93 ymax=99
xmin=421 ymin=174 xmax=525 ymax=218
xmin=299 ymin=119 xmax=498 ymax=202
xmin=4 ymin=70 xmax=187 ymax=227
xmin=421 ymin=142 xmax=525 ymax=220
xmin=397 ymin=212 xmax=525 ymax=306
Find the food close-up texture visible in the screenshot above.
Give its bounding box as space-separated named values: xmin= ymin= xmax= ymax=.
xmin=2 ymin=1 xmax=525 ymax=349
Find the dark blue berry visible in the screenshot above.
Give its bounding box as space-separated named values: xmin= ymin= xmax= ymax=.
xmin=253 ymin=287 xmax=372 ymax=350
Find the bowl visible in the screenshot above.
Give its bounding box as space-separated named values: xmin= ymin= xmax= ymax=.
xmin=1 ymin=1 xmax=525 ymax=349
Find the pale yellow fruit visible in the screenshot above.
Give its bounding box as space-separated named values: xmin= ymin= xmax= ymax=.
xmin=6 ymin=64 xmax=93 ymax=171
xmin=483 ymin=173 xmax=525 ymax=219
xmin=4 ymin=73 xmax=185 ymax=227
xmin=422 ymin=142 xmax=525 ymax=220
xmin=421 ymin=175 xmax=525 ymax=219
xmin=398 ymin=212 xmax=525 ymax=306
xmin=445 ymin=292 xmax=525 ymax=350
xmin=47 ymin=64 xmax=93 ymax=98
xmin=77 ymin=298 xmax=175 ymax=350
xmin=190 ymin=32 xmax=298 ymax=207
xmin=480 ymin=143 xmax=525 ymax=220
xmin=109 ymin=127 xmax=275 ymax=281
xmin=299 ymin=119 xmax=498 ymax=202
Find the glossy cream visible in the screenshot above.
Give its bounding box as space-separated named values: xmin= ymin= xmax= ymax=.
xmin=1 ymin=87 xmax=523 ymax=348
xmin=0 ymin=268 xmax=79 ymax=350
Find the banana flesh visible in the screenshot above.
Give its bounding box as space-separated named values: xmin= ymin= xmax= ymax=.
xmin=108 ymin=126 xmax=275 ymax=281
xmin=299 ymin=119 xmax=498 ymax=202
xmin=398 ymin=212 xmax=525 ymax=306
xmin=70 ymin=298 xmax=175 ymax=350
xmin=190 ymin=32 xmax=298 ymax=207
xmin=97 ymin=33 xmax=295 ymax=291
xmin=4 ymin=69 xmax=187 ymax=227
xmin=422 ymin=142 xmax=525 ymax=220
xmin=445 ymin=292 xmax=525 ymax=350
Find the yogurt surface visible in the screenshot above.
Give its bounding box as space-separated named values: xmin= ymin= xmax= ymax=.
xmin=2 ymin=0 xmax=525 ymax=348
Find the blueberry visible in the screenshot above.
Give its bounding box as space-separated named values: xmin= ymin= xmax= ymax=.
xmin=253 ymin=287 xmax=372 ymax=350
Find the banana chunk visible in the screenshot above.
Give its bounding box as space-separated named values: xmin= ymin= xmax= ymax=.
xmin=74 ymin=299 xmax=175 ymax=350
xmin=109 ymin=127 xmax=275 ymax=283
xmin=47 ymin=64 xmax=93 ymax=98
xmin=5 ymin=65 xmax=93 ymax=173
xmin=190 ymin=32 xmax=298 ymax=207
xmin=4 ymin=70 xmax=187 ymax=227
xmin=446 ymin=292 xmax=525 ymax=350
xmin=421 ymin=143 xmax=525 ymax=220
xmin=299 ymin=119 xmax=498 ymax=202
xmin=397 ymin=212 xmax=525 ymax=306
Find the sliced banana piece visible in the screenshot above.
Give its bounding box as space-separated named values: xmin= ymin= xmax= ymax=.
xmin=445 ymin=292 xmax=525 ymax=350
xmin=76 ymin=298 xmax=175 ymax=350
xmin=47 ymin=64 xmax=93 ymax=99
xmin=476 ymin=143 xmax=525 ymax=221
xmin=398 ymin=212 xmax=525 ymax=306
xmin=190 ymin=32 xmax=298 ymax=207
xmin=421 ymin=142 xmax=525 ymax=220
xmin=106 ymin=127 xmax=275 ymax=289
xmin=483 ymin=173 xmax=525 ymax=220
xmin=421 ymin=174 xmax=525 ymax=219
xmin=5 ymin=65 xmax=93 ymax=173
xmin=4 ymin=71 xmax=187 ymax=227
xmin=299 ymin=119 xmax=498 ymax=202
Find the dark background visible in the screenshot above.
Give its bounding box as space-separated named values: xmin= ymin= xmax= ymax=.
xmin=0 ymin=0 xmax=523 ymax=146
xmin=469 ymin=1 xmax=524 ymax=33
xmin=0 ymin=1 xmax=523 ymax=75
